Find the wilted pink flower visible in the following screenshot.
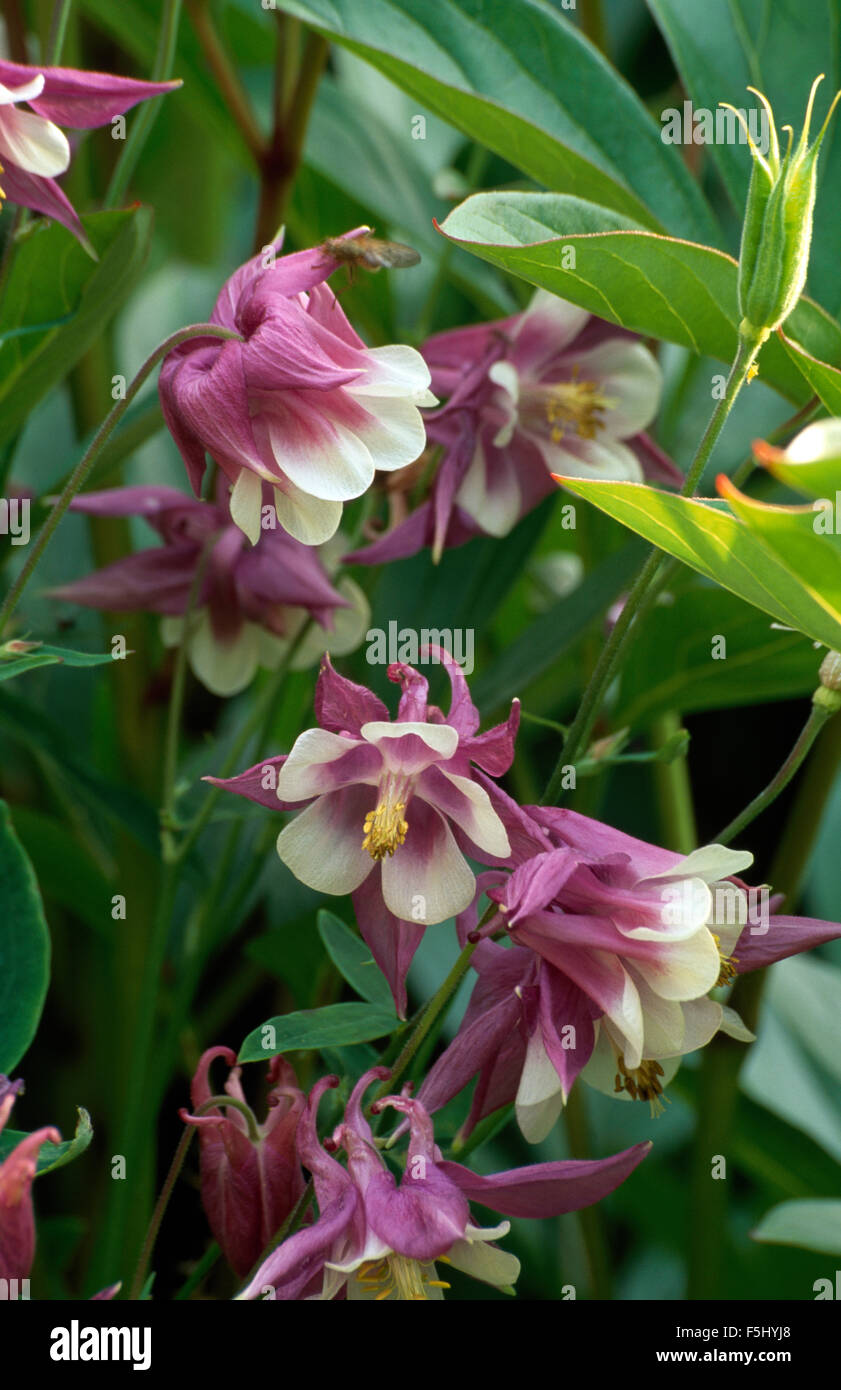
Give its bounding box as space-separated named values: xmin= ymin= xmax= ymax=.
xmin=180 ymin=1047 xmax=308 ymax=1279
xmin=159 ymin=232 xmax=434 ymax=548
xmin=0 ymin=59 xmax=179 ymax=241
xmin=348 ymin=290 xmax=677 ymax=564
xmin=207 ymin=652 xmax=518 ymax=1014
xmin=50 ymin=482 xmax=368 ymax=696
xmin=0 ymin=1077 xmax=60 ymax=1282
xmin=419 ymin=809 xmax=841 ymax=1142
xmin=237 ymin=1067 xmax=649 ymax=1300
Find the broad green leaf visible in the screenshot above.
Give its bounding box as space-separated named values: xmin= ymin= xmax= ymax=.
xmin=0 ymin=209 xmax=153 ymax=449
xmin=648 ymin=0 xmax=841 ymax=317
xmin=11 ymin=809 xmax=113 ymax=939
xmin=472 ymin=539 xmax=646 ymax=711
xmin=438 ymin=192 xmax=841 ymax=405
xmin=0 ymin=1108 xmax=93 ymax=1177
xmin=0 ymin=645 xmax=122 ymax=682
xmin=752 ymin=1200 xmax=841 ymax=1255
xmin=317 ymin=909 xmax=394 ymax=1008
xmin=0 ymin=800 xmax=50 ymax=1072
xmin=558 ymin=475 xmax=841 ymax=652
xmin=276 ymin=0 xmax=718 ymax=240
xmin=719 ymin=479 xmax=841 ymax=621
xmin=614 ymin=582 xmax=819 ymax=730
xmin=780 ymin=332 xmax=841 ymax=415
xmin=239 ymin=1002 xmax=397 ymax=1062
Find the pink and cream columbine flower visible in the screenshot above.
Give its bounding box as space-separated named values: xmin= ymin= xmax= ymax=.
xmin=0 ymin=59 xmax=179 ymax=241
xmin=0 ymin=1077 xmax=60 ymax=1282
xmin=347 ymin=290 xmax=676 ymax=564
xmin=419 ymin=807 xmax=841 ymax=1143
xmin=159 ymin=232 xmax=434 ymax=549
xmin=236 ymin=1068 xmax=650 ymax=1301
xmin=50 ymin=482 xmax=368 ymax=696
xmin=208 ymin=652 xmax=519 ymax=1015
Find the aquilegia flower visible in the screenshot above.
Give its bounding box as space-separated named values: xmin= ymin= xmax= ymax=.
xmin=180 ymin=1048 xmax=308 ymax=1279
xmin=348 ymin=290 xmax=677 ymax=563
xmin=0 ymin=58 xmax=179 ymax=241
xmin=419 ymin=808 xmax=841 ymax=1142
xmin=159 ymin=231 xmax=434 ymax=548
xmin=237 ymin=1068 xmax=650 ymax=1300
xmin=208 ymin=651 xmax=518 ymax=1015
xmin=50 ymin=482 xmax=368 ymax=696
xmin=0 ymin=1076 xmax=60 ymax=1281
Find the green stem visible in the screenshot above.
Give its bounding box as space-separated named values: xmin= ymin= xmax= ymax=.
xmin=44 ymin=0 xmax=73 ymax=64
xmin=254 ymin=30 xmax=329 ymax=249
xmin=563 ymin=1086 xmax=612 ymax=1299
xmin=129 ymin=1125 xmax=194 ymax=1301
xmin=544 ymin=335 xmax=760 ymax=801
xmin=0 ymin=323 xmax=240 ymax=636
xmin=104 ymin=0 xmax=183 ymax=208
xmin=715 ymin=699 xmax=834 ymax=846
xmin=186 ymin=0 xmax=265 ymax=161
xmin=174 ymin=1241 xmax=220 ymax=1300
xmin=373 ymin=939 xmax=478 ymax=1102
xmin=651 ymin=711 xmax=696 ymax=854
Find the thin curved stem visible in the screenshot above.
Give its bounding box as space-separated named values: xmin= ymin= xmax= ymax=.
xmin=0 ymin=323 xmax=240 ymax=635
xmin=373 ymin=939 xmax=478 ymax=1102
xmin=715 ymin=700 xmax=834 ymax=845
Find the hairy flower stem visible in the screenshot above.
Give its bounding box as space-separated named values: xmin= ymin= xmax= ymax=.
xmin=715 ymin=700 xmax=835 ymax=845
xmin=543 ymin=335 xmax=760 ymax=803
xmin=0 ymin=323 xmax=241 ymax=636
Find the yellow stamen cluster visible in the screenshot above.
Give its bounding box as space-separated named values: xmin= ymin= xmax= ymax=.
xmin=614 ymin=1055 xmax=669 ymax=1117
xmin=356 ymin=1255 xmax=450 ymax=1301
xmin=713 ymin=934 xmax=739 ymax=987
xmin=362 ymin=797 xmax=408 ymax=859
xmin=542 ymin=370 xmax=611 ymax=442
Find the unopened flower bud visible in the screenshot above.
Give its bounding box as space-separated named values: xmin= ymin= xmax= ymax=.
xmin=816 ymin=650 xmax=841 ymax=713
xmin=723 ymin=77 xmax=840 ymax=346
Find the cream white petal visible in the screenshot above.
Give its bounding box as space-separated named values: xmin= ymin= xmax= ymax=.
xmin=424 ymin=767 xmax=510 ymax=857
xmin=633 ymin=926 xmax=721 ymax=1002
xmin=515 ymin=1029 xmax=565 ymax=1143
xmin=456 ymin=439 xmax=522 ymax=537
xmin=276 ymin=797 xmax=373 ymax=894
xmin=571 ymin=339 xmax=661 ymax=439
xmin=273 ymin=483 xmax=342 ymax=546
xmin=0 ymin=104 xmax=70 ymax=176
xmin=0 ymin=75 xmax=46 ymax=106
xmin=276 ymin=727 xmax=368 ymax=800
xmin=446 ymin=1237 xmax=520 ymax=1290
xmin=187 ymin=612 xmax=260 ymax=696
xmin=347 ymin=343 xmax=432 ymax=398
xmin=229 ymin=468 xmax=263 ymax=546
xmin=361 ymin=720 xmax=459 ymax=758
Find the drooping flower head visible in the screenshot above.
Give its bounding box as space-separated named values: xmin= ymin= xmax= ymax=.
xmin=159 ymin=232 xmax=434 ymax=548
xmin=0 ymin=1076 xmax=61 ymax=1282
xmin=207 ymin=651 xmax=519 ymax=1014
xmin=237 ymin=1068 xmax=650 ymax=1300
xmin=0 ymin=59 xmax=179 ymax=242
xmin=348 ymin=290 xmax=676 ymax=564
xmin=180 ymin=1048 xmax=308 ymax=1279
xmin=50 ymin=481 xmax=368 ymax=696
xmin=420 ymin=807 xmax=841 ymax=1143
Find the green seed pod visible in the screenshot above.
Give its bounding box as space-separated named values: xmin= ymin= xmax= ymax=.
xmin=723 ymin=77 xmax=840 ymax=346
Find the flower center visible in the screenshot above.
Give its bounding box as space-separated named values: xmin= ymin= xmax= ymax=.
xmin=362 ymin=779 xmax=409 ymax=859
xmin=614 ymin=1054 xmax=670 ymax=1117
xmin=526 ymin=370 xmax=612 ymax=443
xmin=713 ymin=935 xmax=739 ymax=987
xmin=356 ymin=1255 xmax=450 ymax=1301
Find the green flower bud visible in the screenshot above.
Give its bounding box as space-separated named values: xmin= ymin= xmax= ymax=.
xmin=722 ymin=77 xmax=840 ymax=347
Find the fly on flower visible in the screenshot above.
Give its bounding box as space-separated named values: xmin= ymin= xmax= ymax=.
xmin=320 ymin=226 xmax=421 ymax=281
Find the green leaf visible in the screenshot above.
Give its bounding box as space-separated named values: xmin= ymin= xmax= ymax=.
xmin=752 ymin=1200 xmax=841 ymax=1255
xmin=648 ymin=0 xmax=841 ymax=317
xmin=438 ymin=191 xmax=841 ymax=404
xmin=0 ymin=1108 xmax=93 ymax=1177
xmin=239 ymin=1002 xmax=397 ymax=1062
xmin=276 ymin=0 xmax=717 ymax=239
xmin=0 ymin=800 xmax=50 ymax=1072
xmin=472 ymin=539 xmax=646 ymax=711
xmin=614 ymin=581 xmax=819 ymax=730
xmin=317 ymin=909 xmax=394 ymax=1008
xmin=558 ymin=476 xmax=841 ymax=652
xmin=0 ymin=645 xmax=122 ymax=682
xmin=780 ymin=331 xmax=841 ymax=415
xmin=0 ymin=208 xmax=153 ymax=449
